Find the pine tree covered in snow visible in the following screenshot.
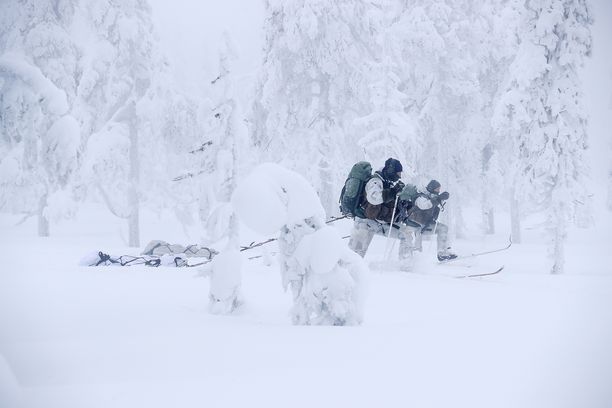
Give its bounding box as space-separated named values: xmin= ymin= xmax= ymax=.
xmin=205 ymin=34 xmax=246 ymax=314
xmin=78 ymin=0 xmax=163 ymax=247
xmin=0 ymin=0 xmax=80 ymax=236
xmin=0 ymin=0 xmax=183 ymax=244
xmin=476 ymin=0 xmax=525 ymax=234
xmin=252 ymin=0 xmax=373 ymax=214
xmin=494 ymin=0 xmax=592 ymax=274
xmin=353 ymin=0 xmax=418 ymax=175
xmin=392 ymin=0 xmax=488 ymax=237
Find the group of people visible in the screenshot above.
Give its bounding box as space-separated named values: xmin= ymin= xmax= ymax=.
xmin=347 ymin=157 xmax=457 ymax=266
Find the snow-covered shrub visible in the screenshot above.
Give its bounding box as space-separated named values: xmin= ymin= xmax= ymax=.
xmin=232 ymin=163 xmax=366 ymax=326
xmin=288 ymin=225 xmax=367 ymax=325
xmin=208 ymin=245 xmax=242 ymax=315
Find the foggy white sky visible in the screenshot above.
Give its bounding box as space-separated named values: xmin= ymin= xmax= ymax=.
xmin=148 ymin=0 xmax=265 ymax=92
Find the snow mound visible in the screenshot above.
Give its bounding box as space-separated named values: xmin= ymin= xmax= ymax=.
xmin=209 ymin=247 xmax=242 ymax=314
xmin=294 ymin=225 xmax=344 ymax=275
xmin=232 ymin=163 xmax=325 ymax=235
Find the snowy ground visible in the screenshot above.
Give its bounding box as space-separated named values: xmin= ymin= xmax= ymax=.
xmin=1 ymin=205 xmax=611 ymax=408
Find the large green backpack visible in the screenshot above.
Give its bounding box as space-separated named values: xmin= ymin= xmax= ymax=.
xmin=339 ymin=161 xmax=372 ymax=218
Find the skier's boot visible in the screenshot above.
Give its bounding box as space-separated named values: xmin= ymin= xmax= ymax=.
xmin=437 ymin=248 xmax=458 ymax=262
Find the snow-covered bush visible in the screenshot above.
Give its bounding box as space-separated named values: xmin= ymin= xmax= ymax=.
xmin=232 ymin=163 xmax=367 ymax=326
xmin=208 ymin=244 xmax=242 ymax=315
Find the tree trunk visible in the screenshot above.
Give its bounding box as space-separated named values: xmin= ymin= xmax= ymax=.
xmin=128 ymin=102 xmax=140 ymax=247
xmin=482 ymin=203 xmax=495 ymax=234
xmin=510 ymin=187 xmax=521 ymax=244
xmin=37 ymin=193 xmax=49 ymax=237
xmin=551 ymin=212 xmax=566 ymax=275
xmin=128 ymin=197 xmax=139 ymax=247
xmin=220 ymin=99 xmax=237 ymax=203
xmin=481 ymin=145 xmax=495 ymax=234
xmin=486 ymin=208 xmax=495 ymax=234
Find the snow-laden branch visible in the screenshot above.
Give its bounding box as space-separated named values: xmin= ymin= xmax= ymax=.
xmin=0 ymin=52 xmax=68 ymax=115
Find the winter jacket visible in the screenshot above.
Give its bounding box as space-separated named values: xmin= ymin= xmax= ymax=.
xmin=405 ymin=190 xmax=441 ymax=227
xmin=363 ymin=172 xmax=399 ymax=223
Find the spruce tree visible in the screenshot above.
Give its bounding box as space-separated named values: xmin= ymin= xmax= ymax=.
xmin=252 ymin=0 xmax=372 ymax=214
xmin=0 ymin=0 xmax=79 ymax=236
xmin=494 ymin=0 xmax=592 ymax=273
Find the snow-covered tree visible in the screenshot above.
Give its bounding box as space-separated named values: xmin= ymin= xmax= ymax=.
xmin=233 ymin=163 xmax=366 ymax=325
xmin=78 ymin=0 xmax=162 ymax=247
xmin=252 ymin=0 xmax=374 ymax=214
xmin=151 ymin=91 xmax=207 ymax=232
xmin=494 ymin=0 xmax=592 ymax=274
xmin=353 ymin=0 xmax=418 ymax=175
xmin=392 ymin=0 xmax=487 ymax=237
xmin=0 ymin=0 xmax=181 ymax=244
xmin=204 ymin=34 xmax=247 ymax=314
xmin=0 ymin=0 xmax=80 ymax=236
xmin=472 ymin=0 xmax=525 ymax=235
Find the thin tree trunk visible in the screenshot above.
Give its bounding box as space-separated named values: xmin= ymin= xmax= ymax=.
xmin=128 ymin=102 xmax=140 ymax=247
xmin=37 ymin=193 xmax=49 ymax=237
xmin=128 ymin=196 xmax=139 ymax=247
xmin=486 ymin=208 xmax=495 ymax=234
xmin=481 ymin=145 xmax=495 ymax=234
xmin=551 ymin=212 xmax=566 ymax=275
xmin=510 ymin=187 xmax=521 ymax=244
xmin=481 ymin=193 xmax=495 ymax=234
xmin=228 ymin=100 xmax=239 ymax=245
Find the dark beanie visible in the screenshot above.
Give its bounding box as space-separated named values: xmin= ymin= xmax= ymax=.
xmin=426 ymin=179 xmax=441 ymax=193
xmin=384 ymin=158 xmax=403 ymax=173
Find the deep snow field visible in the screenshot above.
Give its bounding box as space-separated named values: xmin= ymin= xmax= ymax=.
xmin=1 ymin=204 xmax=611 ymax=408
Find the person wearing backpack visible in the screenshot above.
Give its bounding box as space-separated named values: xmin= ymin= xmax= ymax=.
xmin=347 ymin=158 xmax=413 ymax=265
xmin=400 ymin=179 xmax=457 ymax=262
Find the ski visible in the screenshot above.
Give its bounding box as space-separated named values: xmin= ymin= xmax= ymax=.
xmin=439 ymin=235 xmax=512 ymax=264
xmin=454 ymin=265 xmax=504 ymax=279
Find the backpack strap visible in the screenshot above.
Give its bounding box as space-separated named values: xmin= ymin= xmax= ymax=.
xmin=372 ymin=171 xmax=391 ymax=189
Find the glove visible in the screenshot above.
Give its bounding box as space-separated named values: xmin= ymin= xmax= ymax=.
xmin=391 ymin=180 xmax=405 ymax=196
xmin=438 ymin=191 xmax=449 ymax=201
xmin=383 ymin=183 xmax=404 ymax=204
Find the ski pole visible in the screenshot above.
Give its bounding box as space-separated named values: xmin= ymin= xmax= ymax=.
xmin=384 ymin=194 xmax=400 ymax=260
